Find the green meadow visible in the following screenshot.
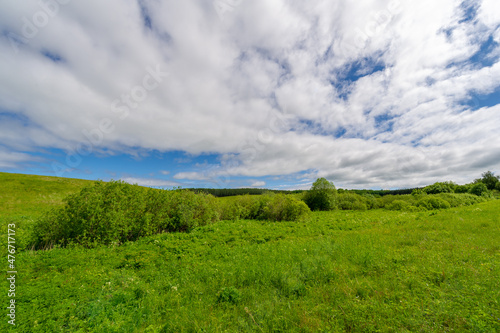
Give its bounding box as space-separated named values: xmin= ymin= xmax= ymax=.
xmin=1 ymin=172 xmax=499 ymax=332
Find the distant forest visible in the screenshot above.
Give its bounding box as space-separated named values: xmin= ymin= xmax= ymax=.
xmin=186 ymin=187 xmax=418 ymax=197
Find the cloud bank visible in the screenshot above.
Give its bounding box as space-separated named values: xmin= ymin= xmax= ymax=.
xmin=0 ymin=0 xmax=499 ymax=189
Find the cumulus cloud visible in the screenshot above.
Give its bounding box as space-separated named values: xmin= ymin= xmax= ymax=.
xmin=250 ymin=181 xmax=266 ymax=188
xmin=120 ymin=177 xmax=180 ymax=188
xmin=0 ymin=0 xmax=499 ymax=188
xmin=0 ymin=146 xmax=38 ymax=169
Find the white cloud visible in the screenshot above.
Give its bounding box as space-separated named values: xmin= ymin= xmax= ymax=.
xmin=0 ymin=0 xmax=499 ymax=188
xmin=120 ymin=177 xmax=180 ymax=188
xmin=250 ymin=181 xmax=266 ymax=188
xmin=0 ymin=147 xmax=37 ymax=169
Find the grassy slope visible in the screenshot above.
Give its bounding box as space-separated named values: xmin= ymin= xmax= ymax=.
xmin=0 ymin=172 xmax=91 ymax=217
xmin=0 ymin=172 xmax=91 ymax=250
xmin=1 ymin=172 xmax=500 ymax=332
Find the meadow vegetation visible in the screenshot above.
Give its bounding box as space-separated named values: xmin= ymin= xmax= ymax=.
xmin=28 ymin=180 xmax=310 ymax=249
xmin=1 ymin=171 xmax=499 ymax=332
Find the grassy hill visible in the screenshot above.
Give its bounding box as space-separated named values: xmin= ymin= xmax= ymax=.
xmin=0 ymin=172 xmax=92 ymax=251
xmin=1 ymin=172 xmax=499 ymax=332
xmin=0 ymin=172 xmax=91 ymax=217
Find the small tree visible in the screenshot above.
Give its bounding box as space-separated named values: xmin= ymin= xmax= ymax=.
xmin=422 ymin=181 xmax=457 ymax=194
xmin=455 ymin=184 xmax=472 ymax=193
xmin=477 ymin=171 xmax=500 ymax=191
xmin=469 ymin=182 xmax=488 ymax=196
xmin=303 ymin=178 xmax=337 ymax=211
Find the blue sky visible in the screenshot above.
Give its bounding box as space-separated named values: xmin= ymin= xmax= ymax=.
xmin=0 ymin=0 xmax=500 ymax=190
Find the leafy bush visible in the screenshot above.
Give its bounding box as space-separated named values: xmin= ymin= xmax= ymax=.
xmin=476 ymin=171 xmax=500 ymax=190
xmin=361 ymin=194 xmax=382 ymax=209
xmin=163 ymin=190 xmax=220 ymax=231
xmin=469 ymin=183 xmax=488 ymax=196
xmin=436 ymin=193 xmax=486 ymax=207
xmin=416 ymin=196 xmax=451 ymax=210
xmin=219 ymin=194 xmax=310 ymax=221
xmin=454 ymin=184 xmax=472 ymax=193
xmin=219 ymin=195 xmax=269 ymax=220
xmin=260 ymin=194 xmax=311 ymax=221
xmin=422 ymin=181 xmax=457 ymax=194
xmin=386 ymin=200 xmax=411 ymax=211
xmin=303 ymin=178 xmax=337 ymax=211
xmin=377 ymin=194 xmax=416 ymax=209
xmin=31 ymin=181 xmax=220 ymax=248
xmin=337 ymin=193 xmax=367 ymax=211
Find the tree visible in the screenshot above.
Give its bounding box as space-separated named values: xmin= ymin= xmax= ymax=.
xmin=477 ymin=171 xmax=500 ymax=191
xmin=454 ymin=184 xmax=472 ymax=193
xmin=422 ymin=181 xmax=457 ymax=194
xmin=303 ymin=178 xmax=337 ymax=211
xmin=469 ymin=182 xmax=488 ymax=196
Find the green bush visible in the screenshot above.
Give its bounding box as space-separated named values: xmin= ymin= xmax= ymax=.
xmin=163 ymin=190 xmax=220 ymax=231
xmin=454 ymin=184 xmax=472 ymax=193
xmin=476 ymin=171 xmax=500 ymax=190
xmin=436 ymin=193 xmax=486 ymax=207
xmin=303 ymin=178 xmax=337 ymax=211
xmin=361 ymin=194 xmax=382 ymax=209
xmin=377 ymin=194 xmax=416 ymax=209
xmin=31 ymin=181 xmax=220 ymax=248
xmin=260 ymin=194 xmax=311 ymax=221
xmin=386 ymin=200 xmax=411 ymax=211
xmin=219 ymin=194 xmax=310 ymax=221
xmin=469 ymin=183 xmax=488 ymax=196
xmin=411 ymin=188 xmax=425 ymax=196
xmin=219 ymin=195 xmax=269 ymax=220
xmin=416 ymin=196 xmax=451 ymax=210
xmin=337 ymin=193 xmax=367 ymax=211
xmin=422 ymin=181 xmax=457 ymax=194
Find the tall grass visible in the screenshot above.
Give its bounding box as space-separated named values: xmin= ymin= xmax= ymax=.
xmin=8 ymin=200 xmax=500 ymax=332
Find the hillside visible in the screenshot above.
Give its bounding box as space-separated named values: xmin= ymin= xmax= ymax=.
xmin=0 ymin=172 xmax=92 ymax=217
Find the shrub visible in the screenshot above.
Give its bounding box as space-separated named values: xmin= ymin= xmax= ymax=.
xmin=422 ymin=181 xmax=457 ymax=194
xmin=32 ymin=181 xmax=150 ymax=248
xmin=337 ymin=193 xmax=367 ymax=211
xmin=303 ymin=178 xmax=337 ymax=211
xmin=218 ymin=198 xmax=243 ymax=221
xmin=386 ymin=200 xmax=411 ymax=211
xmin=436 ymin=193 xmax=486 ymax=207
xmin=260 ymin=194 xmax=311 ymax=221
xmin=469 ymin=183 xmax=488 ymax=196
xmin=377 ymin=194 xmax=416 ymax=209
xmin=416 ymin=196 xmax=451 ymax=210
xmin=454 ymin=184 xmax=472 ymax=193
xmin=219 ymin=195 xmax=269 ymax=220
xmin=219 ymin=194 xmax=310 ymax=221
xmin=361 ymin=194 xmax=382 ymax=209
xmin=31 ymin=181 xmax=220 ymax=248
xmin=476 ymin=171 xmax=500 ymax=190
xmin=411 ymin=188 xmax=425 ymax=196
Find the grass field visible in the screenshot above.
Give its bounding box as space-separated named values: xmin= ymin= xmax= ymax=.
xmin=1 ymin=172 xmax=499 ymax=332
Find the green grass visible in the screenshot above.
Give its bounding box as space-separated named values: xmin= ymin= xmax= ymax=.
xmin=0 ymin=172 xmax=91 ymax=217
xmin=0 ymin=173 xmax=91 ymax=251
xmin=1 ymin=172 xmax=500 ymax=332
